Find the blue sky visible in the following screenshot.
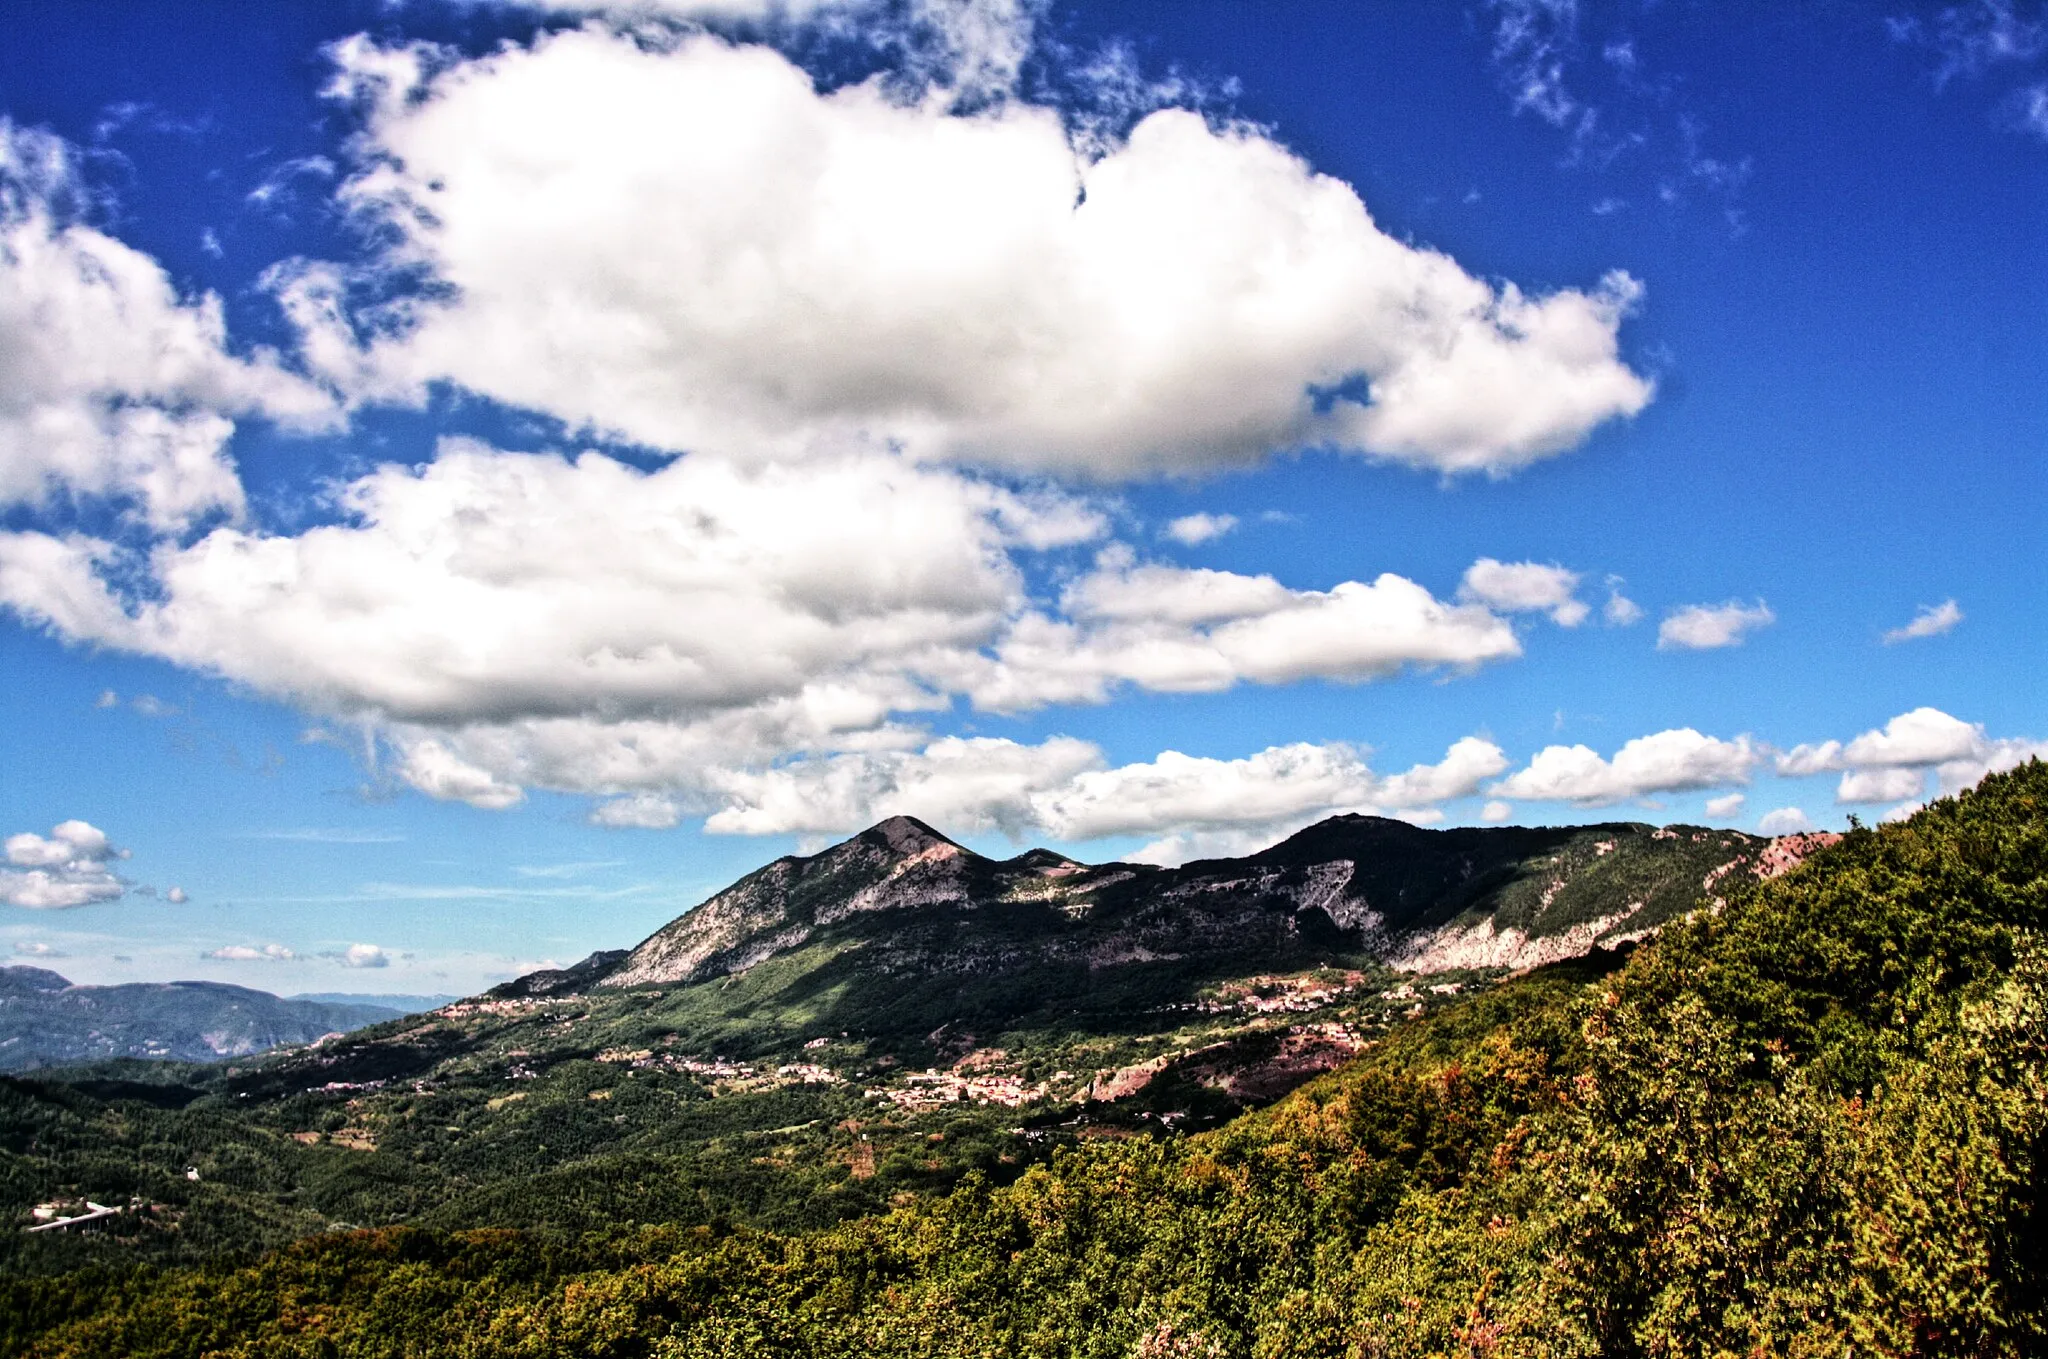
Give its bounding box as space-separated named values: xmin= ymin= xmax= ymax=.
xmin=0 ymin=0 xmax=2041 ymax=993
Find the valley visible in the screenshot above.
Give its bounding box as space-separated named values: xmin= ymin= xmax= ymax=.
xmin=4 ymin=765 xmax=2042 ymax=1356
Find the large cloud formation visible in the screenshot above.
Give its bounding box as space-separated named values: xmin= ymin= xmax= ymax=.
xmin=0 ymin=10 xmax=1666 ymax=856
xmin=285 ymin=25 xmax=1651 ymax=479
xmin=1777 ymin=706 xmax=2047 ymax=809
xmin=0 ymin=439 xmax=1535 ymax=818
xmin=1487 ymin=707 xmax=2047 ymax=820
xmin=1491 ymin=728 xmax=1762 ymax=806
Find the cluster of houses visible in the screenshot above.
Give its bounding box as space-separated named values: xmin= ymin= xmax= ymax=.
xmin=866 ymin=1068 xmax=1049 ymax=1110
xmin=1191 ymin=971 xmax=1370 ymax=1015
xmin=436 ymin=997 xmax=546 ymax=1019
xmin=594 ymin=1046 xmax=844 ymax=1092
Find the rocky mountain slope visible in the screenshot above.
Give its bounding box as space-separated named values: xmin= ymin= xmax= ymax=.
xmin=593 ymin=812 xmax=1827 ymax=993
xmin=0 ymin=969 xmax=401 ymax=1070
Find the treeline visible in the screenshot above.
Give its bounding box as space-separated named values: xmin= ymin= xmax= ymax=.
xmin=5 ymin=763 xmax=2045 ymax=1357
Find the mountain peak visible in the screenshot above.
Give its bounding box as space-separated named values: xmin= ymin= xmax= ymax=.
xmin=0 ymin=966 xmax=73 ymax=994
xmin=860 ymin=815 xmax=965 ymax=859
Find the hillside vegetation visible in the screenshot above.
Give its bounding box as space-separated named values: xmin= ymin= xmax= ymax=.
xmin=3 ymin=762 xmax=2042 ymax=1356
xmin=0 ymin=812 xmax=1773 ymax=1281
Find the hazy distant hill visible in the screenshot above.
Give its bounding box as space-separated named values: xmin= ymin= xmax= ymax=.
xmin=0 ymin=969 xmax=401 ymax=1070
xmin=290 ymin=993 xmax=460 ymax=1015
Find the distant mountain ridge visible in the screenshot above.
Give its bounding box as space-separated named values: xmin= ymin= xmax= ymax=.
xmin=503 ymin=813 xmax=1833 ymax=1004
xmin=0 ymin=969 xmax=402 ymax=1071
xmin=291 ymin=993 xmax=461 ymax=1013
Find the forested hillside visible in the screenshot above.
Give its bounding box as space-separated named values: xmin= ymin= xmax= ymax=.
xmin=4 ymin=762 xmax=2041 ymax=1356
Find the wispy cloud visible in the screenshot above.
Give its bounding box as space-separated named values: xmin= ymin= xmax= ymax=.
xmin=514 ymin=861 xmax=628 ymax=880
xmin=1487 ymin=0 xmax=1582 ymax=127
xmin=354 ymin=882 xmax=657 ymax=903
xmin=232 ymin=828 xmax=407 ymax=844
xmin=1882 ymin=599 xmax=1963 ymax=644
xmin=1892 ymin=2 xmax=2048 ymax=137
xmin=1894 ymin=0 xmax=2048 ymax=86
xmin=2006 ymin=80 xmax=2048 ymax=136
xmin=205 ymin=943 xmax=296 ymax=962
xmin=1478 ymin=0 xmax=1750 ymax=219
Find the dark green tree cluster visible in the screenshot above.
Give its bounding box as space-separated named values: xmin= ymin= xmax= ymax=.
xmin=5 ymin=763 xmax=2044 ymax=1357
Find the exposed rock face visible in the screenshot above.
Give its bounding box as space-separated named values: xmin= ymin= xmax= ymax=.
xmin=1754 ymin=832 xmax=1843 ymax=879
xmin=593 ymin=814 xmax=1801 ymax=993
xmin=1391 ymin=910 xmax=1641 ymax=974
xmin=604 ymin=817 xmax=997 ymax=988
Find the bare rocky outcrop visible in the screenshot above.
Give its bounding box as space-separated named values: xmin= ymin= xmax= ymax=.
xmin=1392 ymin=908 xmax=1642 ymax=974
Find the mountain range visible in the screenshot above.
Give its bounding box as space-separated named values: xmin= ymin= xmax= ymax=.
xmin=512 ymin=810 xmax=1826 ymax=1007
xmin=0 ymin=969 xmax=405 ymax=1072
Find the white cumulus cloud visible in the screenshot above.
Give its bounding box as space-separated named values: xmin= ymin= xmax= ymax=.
xmin=1841 ymin=707 xmax=1982 ymax=768
xmin=476 ymin=0 xmax=1043 ymax=104
xmin=1836 ymin=766 xmax=1927 ymax=805
xmin=1161 ymin=512 xmax=1237 ymax=546
xmin=1492 ymin=728 xmax=1760 ymax=804
xmin=707 ymin=733 xmax=1103 ymax=838
xmin=0 ymin=444 xmax=1088 ymax=727
xmin=1458 ymin=557 xmax=1588 ymax=627
xmin=288 ymin=26 xmax=1650 ymax=479
xmin=399 ymin=742 xmax=527 ymax=811
xmin=0 ymin=445 xmax=1535 ymax=813
xmin=1656 ymin=599 xmax=1774 ymax=650
xmin=1 ymin=820 xmax=124 ymax=909
xmin=967 ymin=553 xmax=1522 ymax=713
xmin=1776 ymin=707 xmax=2047 ymax=804
xmin=1757 ymin=806 xmax=1812 ymax=836
xmin=1377 ymin=736 xmax=1512 ymax=808
xmin=1704 ymin=792 xmax=1745 ymax=819
xmin=1773 ymin=740 xmax=1844 ymax=778
xmin=341 ymin=943 xmax=391 ymax=968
